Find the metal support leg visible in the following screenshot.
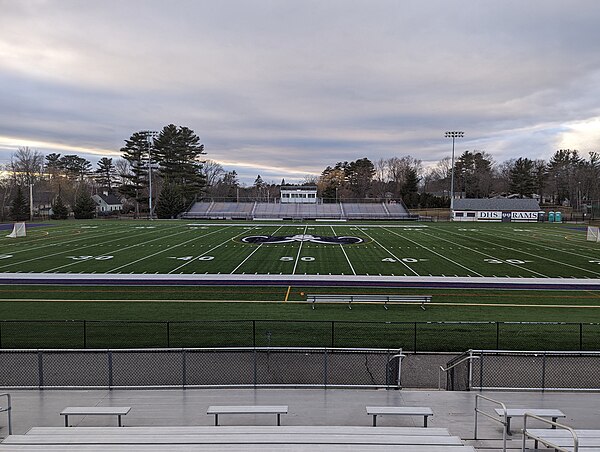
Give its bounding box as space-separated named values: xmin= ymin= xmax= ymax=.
xmin=424 ymin=416 xmax=428 ymax=427
xmin=506 ymin=417 xmax=512 ymax=435
xmin=64 ymin=415 xmax=69 ymax=427
xmin=372 ymin=415 xmax=377 ymax=427
xmin=118 ymin=415 xmax=122 ymax=427
xmin=277 ymin=413 xmax=281 ymax=426
xmin=214 ymin=414 xmax=219 ymax=426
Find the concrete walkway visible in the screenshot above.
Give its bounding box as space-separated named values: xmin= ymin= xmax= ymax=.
xmin=1 ymin=388 xmax=599 ymax=450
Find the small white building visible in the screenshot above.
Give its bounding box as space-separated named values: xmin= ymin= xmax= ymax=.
xmin=280 ymin=185 xmax=318 ymax=204
xmin=452 ymin=198 xmax=542 ymax=222
xmin=92 ymin=191 xmax=123 ymax=213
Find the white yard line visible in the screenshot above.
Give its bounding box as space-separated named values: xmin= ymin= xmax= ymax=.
xmin=423 ymin=227 xmax=550 ymax=278
xmin=479 ymin=228 xmax=600 ymax=263
xmin=292 ymin=225 xmax=308 ymax=275
xmin=230 ymin=226 xmax=284 ymax=274
xmin=42 ymin=225 xmax=197 ymax=273
xmin=330 ymin=225 xmax=356 ymax=275
xmin=167 ymin=227 xmax=253 ymax=273
xmin=436 ymin=226 xmax=600 ymax=277
xmin=107 ymin=225 xmax=237 ymax=273
xmin=1 ymin=225 xmax=182 ymax=272
xmin=383 ymin=227 xmax=483 ymax=277
xmin=355 ymin=226 xmax=419 ymax=276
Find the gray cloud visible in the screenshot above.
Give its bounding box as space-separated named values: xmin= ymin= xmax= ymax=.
xmin=1 ymin=0 xmax=600 ymax=184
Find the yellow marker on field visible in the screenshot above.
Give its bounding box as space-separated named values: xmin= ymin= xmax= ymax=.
xmin=284 ymin=286 xmax=292 ymax=302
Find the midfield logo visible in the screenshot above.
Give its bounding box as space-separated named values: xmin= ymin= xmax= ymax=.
xmin=241 ymin=234 xmax=364 ymax=245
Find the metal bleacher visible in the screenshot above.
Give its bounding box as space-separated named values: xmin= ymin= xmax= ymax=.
xmin=182 ymin=201 xmax=412 ymax=220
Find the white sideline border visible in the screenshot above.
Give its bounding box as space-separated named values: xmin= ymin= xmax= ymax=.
xmin=1 ymin=273 xmax=600 ymax=290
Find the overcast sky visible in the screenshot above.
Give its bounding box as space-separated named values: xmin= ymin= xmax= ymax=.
xmin=2 ymin=0 xmax=600 ymax=185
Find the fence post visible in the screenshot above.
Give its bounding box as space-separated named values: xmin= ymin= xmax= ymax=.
xmin=331 ymin=321 xmax=335 ymax=347
xmin=166 ymin=321 xmax=170 ymax=348
xmin=253 ymin=348 xmax=257 ymax=387
xmin=413 ymin=322 xmax=417 ymax=353
xmin=252 ymin=320 xmax=256 ymax=348
xmin=0 ymin=321 xmax=2 ymax=349
xmin=324 ymin=348 xmax=328 ymax=388
xmin=541 ymin=352 xmax=547 ymax=392
xmin=580 ymin=323 xmax=583 ymax=351
xmin=108 ymin=351 xmax=113 ymax=389
xmin=37 ymin=351 xmax=44 ymax=389
xmin=83 ymin=320 xmax=87 ymax=349
xmin=496 ymin=322 xmax=500 ymax=349
xmin=182 ymin=349 xmax=186 ymax=389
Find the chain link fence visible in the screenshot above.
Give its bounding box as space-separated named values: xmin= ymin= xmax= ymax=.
xmin=1 ymin=320 xmax=599 ymax=351
xmin=0 ymin=348 xmax=401 ymax=389
xmin=445 ymin=350 xmax=600 ymax=391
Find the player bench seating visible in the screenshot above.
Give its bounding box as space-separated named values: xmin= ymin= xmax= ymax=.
xmin=207 ymin=405 xmax=288 ymax=426
xmin=60 ymin=406 xmax=131 ymax=427
xmin=366 ymin=406 xmax=434 ymax=427
xmin=307 ymin=294 xmax=432 ymax=310
xmin=493 ymin=407 xmax=565 ymax=435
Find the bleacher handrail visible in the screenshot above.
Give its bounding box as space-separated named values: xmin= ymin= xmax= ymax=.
xmin=474 ymin=394 xmax=507 ymax=452
xmin=438 ymin=351 xmax=479 ymax=390
xmin=522 ymin=413 xmax=578 ymax=452
xmin=0 ymin=392 xmax=12 ymax=435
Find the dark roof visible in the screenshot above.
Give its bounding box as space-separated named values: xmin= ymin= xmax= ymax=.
xmin=453 ymin=198 xmax=540 ymax=211
xmin=280 ymin=185 xmax=317 ymax=191
xmin=95 ymin=193 xmax=122 ymax=205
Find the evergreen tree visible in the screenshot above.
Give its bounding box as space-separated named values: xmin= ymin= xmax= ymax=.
xmin=120 ymin=131 xmax=151 ymax=218
xmin=401 ymin=167 xmax=420 ymax=196
xmin=72 ymin=191 xmax=96 ymax=219
xmin=9 ymin=186 xmax=29 ymax=221
xmin=509 ymin=157 xmax=537 ymax=198
xmin=51 ymin=193 xmax=69 ymax=220
xmin=153 ymin=124 xmax=206 ymax=205
xmin=155 ymin=181 xmax=185 ymax=219
xmin=95 ymin=157 xmax=117 ymax=190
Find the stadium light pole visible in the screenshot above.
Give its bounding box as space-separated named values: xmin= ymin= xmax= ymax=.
xmin=444 ymin=131 xmax=464 ymax=209
xmin=141 ymin=131 xmax=158 ymax=219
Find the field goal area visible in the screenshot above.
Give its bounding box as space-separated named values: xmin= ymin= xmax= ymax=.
xmin=587 ymin=226 xmax=600 ymax=242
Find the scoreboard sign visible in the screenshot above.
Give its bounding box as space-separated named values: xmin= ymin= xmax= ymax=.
xmin=455 ymin=210 xmax=541 ymax=222
xmin=477 ymin=211 xmax=502 ymax=221
xmin=511 ymin=211 xmax=539 ymax=222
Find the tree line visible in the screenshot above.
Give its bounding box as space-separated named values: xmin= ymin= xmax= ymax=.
xmin=2 ymin=126 xmax=599 ymax=221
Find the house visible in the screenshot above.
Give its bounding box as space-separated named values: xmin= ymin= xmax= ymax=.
xmin=92 ymin=191 xmax=123 ymax=213
xmin=452 ymin=198 xmax=541 ymax=222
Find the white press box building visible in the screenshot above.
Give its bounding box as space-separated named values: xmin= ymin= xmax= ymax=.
xmin=280 ymin=185 xmax=318 ymax=204
xmin=452 ymin=198 xmax=542 ymax=222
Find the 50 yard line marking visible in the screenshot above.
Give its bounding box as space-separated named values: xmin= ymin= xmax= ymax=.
xmin=292 ymin=225 xmax=308 ymax=274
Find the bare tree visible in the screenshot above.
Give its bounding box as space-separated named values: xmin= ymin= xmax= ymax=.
xmin=11 ymin=146 xmax=45 ymax=186
xmin=201 ymin=159 xmax=225 ymax=187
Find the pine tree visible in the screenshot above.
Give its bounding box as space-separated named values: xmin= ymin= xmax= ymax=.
xmin=72 ymin=191 xmax=97 ymax=219
xmin=51 ymin=193 xmax=69 ymax=220
xmin=155 ymin=181 xmax=185 ymax=219
xmin=95 ymin=157 xmax=116 ymax=190
xmin=120 ymin=131 xmax=151 ymax=218
xmin=10 ymin=186 xmax=29 ymax=221
xmin=153 ymin=124 xmax=206 ymax=205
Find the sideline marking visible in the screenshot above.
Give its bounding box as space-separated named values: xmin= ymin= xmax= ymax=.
xmin=2 ymin=299 xmax=600 ymax=309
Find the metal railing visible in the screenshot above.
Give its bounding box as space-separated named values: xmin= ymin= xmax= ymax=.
xmin=438 ymin=351 xmax=479 ymax=390
xmin=474 ymin=394 xmax=507 ymax=452
xmin=0 ymin=347 xmax=402 ymax=390
xmin=522 ymin=414 xmax=578 ymax=452
xmin=0 ymin=393 xmax=12 ymax=435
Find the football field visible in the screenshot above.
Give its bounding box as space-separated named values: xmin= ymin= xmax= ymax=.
xmin=1 ymin=220 xmax=599 ymax=279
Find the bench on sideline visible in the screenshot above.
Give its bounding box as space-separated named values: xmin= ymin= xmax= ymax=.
xmin=367 ymin=406 xmax=434 ymax=427
xmin=60 ymin=407 xmax=131 ymax=427
xmin=207 ymin=405 xmax=288 ymax=426
xmin=1 ymin=425 xmax=476 ymax=451
xmin=307 ymin=294 xmax=432 ymax=310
